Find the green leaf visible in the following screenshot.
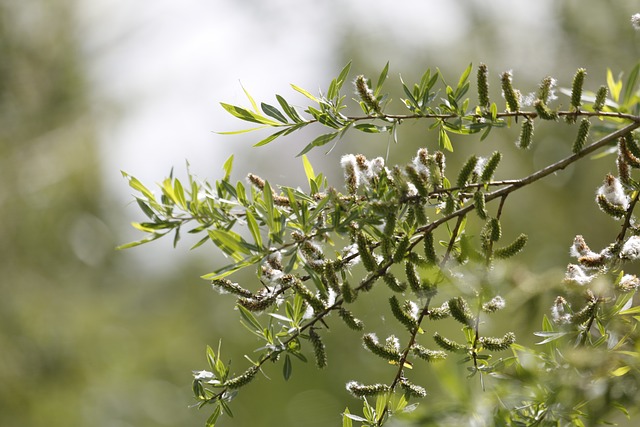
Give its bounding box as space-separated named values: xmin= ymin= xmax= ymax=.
xmin=237 ymin=304 xmax=263 ymax=332
xmin=220 ymin=102 xmax=283 ymax=126
xmin=302 ymin=154 xmax=316 ymax=185
xmin=457 ymin=63 xmax=473 ymax=92
xmin=245 ymin=210 xmax=262 ymax=249
xmin=375 ymin=61 xmax=390 ymax=96
xmin=283 ymin=354 xmax=293 ymax=381
xmin=276 ymin=94 xmax=303 ymax=123
xmin=206 ymin=405 xmax=221 ymax=427
xmin=623 ymin=62 xmax=639 ymax=106
xmin=291 ymin=84 xmax=318 ymax=102
xmin=354 ymin=123 xmax=386 ymax=133
xmin=336 ymin=61 xmax=352 ymax=92
xmin=241 ymin=82 xmax=259 ymax=112
xmin=136 ymin=198 xmax=156 ymax=220
xmin=439 ymin=127 xmax=453 ymax=152
xmin=207 ymin=228 xmax=250 ymax=261
xmin=297 ymin=132 xmax=339 ymax=156
xmin=217 ymin=126 xmax=269 ymax=135
xmin=607 ymin=69 xmax=622 ymax=103
xmin=123 ymin=173 xmax=156 ymax=202
xmin=261 ymin=102 xmax=288 ymax=124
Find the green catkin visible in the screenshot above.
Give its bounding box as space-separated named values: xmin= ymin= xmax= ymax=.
xmin=405 ymin=261 xmax=421 ymax=294
xmin=447 ymin=297 xmax=474 ymax=326
xmin=309 ymin=328 xmax=327 ymax=368
xmin=433 ymin=332 xmax=467 ymax=353
xmin=339 ymin=308 xmax=364 ymax=330
xmin=624 ymin=133 xmax=640 ymax=159
xmin=224 ymin=365 xmax=259 ymax=389
xmin=617 ymin=152 xmax=632 ymax=185
xmin=473 ymin=191 xmax=487 ymax=220
xmin=572 ymin=118 xmax=591 ymax=154
xmin=596 ymin=194 xmax=626 ymax=219
xmin=443 ymin=194 xmax=455 ymax=215
xmin=405 ymin=164 xmax=429 ymax=197
xmin=355 ymin=74 xmax=381 ymax=113
xmin=619 ymin=137 xmax=640 ymax=168
xmin=212 ymin=278 xmax=253 ymax=298
xmin=414 ymin=203 xmax=428 ymax=226
xmin=457 ymin=155 xmax=479 ymax=188
xmin=423 ymin=231 xmax=437 ymax=265
xmin=494 ymin=233 xmax=528 ymax=259
xmin=389 ymin=296 xmax=419 ymax=331
xmin=479 ymin=332 xmax=516 ymax=351
xmin=291 ymin=279 xmax=326 ymax=313
xmin=362 ymin=333 xmax=401 ymax=362
xmin=392 ymin=235 xmax=410 ymax=263
xmin=570 ymin=68 xmax=586 ymax=110
xmin=346 ymin=382 xmax=391 ymax=397
xmin=500 ymin=70 xmax=520 ymax=112
xmin=477 ymin=63 xmax=490 ymax=108
xmin=237 ymin=294 xmax=278 ymax=312
xmin=341 ymin=281 xmax=357 ymax=303
xmin=383 ymin=273 xmax=407 ymax=292
xmin=480 ymin=151 xmax=502 ymax=182
xmin=411 ymin=344 xmax=447 ymax=362
xmin=534 ymin=99 xmax=558 ymax=121
xmin=488 ymin=217 xmax=502 ymax=242
xmin=593 ymin=85 xmax=608 ymax=111
xmin=356 ymin=233 xmax=378 ymax=272
xmin=537 ymin=76 xmax=555 ymax=103
xmin=570 ymin=300 xmax=597 ymax=325
xmin=517 ymin=117 xmax=534 ymax=149
xmin=399 ymin=379 xmax=427 ymax=398
xmin=428 ymin=303 xmax=451 ymax=320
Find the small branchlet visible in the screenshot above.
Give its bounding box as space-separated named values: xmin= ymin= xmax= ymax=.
xmin=477 ymin=63 xmax=490 ymax=108
xmin=309 ymin=328 xmax=327 ymax=368
xmin=224 ymin=365 xmax=259 ymax=389
xmin=433 ymin=332 xmax=467 ymax=353
xmin=362 ymin=333 xmax=402 ymax=362
xmin=479 ymin=332 xmax=516 ymax=351
xmin=448 ymin=297 xmax=474 ymax=327
xmin=390 ymin=296 xmax=419 ymax=332
xmin=411 ymin=344 xmax=447 ymax=362
xmin=517 ymin=117 xmax=534 ymax=149
xmin=494 ymin=234 xmax=528 ymax=259
xmin=339 ymin=308 xmax=365 ymax=330
xmin=572 ymin=118 xmax=591 ymax=154
xmin=500 ymin=70 xmax=521 ymax=112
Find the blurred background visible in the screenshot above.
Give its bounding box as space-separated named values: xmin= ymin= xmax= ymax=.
xmin=1 ymin=0 xmax=639 ymax=426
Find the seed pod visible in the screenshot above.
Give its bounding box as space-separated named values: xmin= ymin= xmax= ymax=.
xmin=423 ymin=232 xmax=437 ymax=265
xmin=596 ymin=194 xmax=627 ymax=219
xmin=383 ymin=272 xmax=407 ymax=293
xmin=570 ymin=300 xmax=597 ymax=325
xmin=537 ymin=76 xmax=556 ymax=104
xmin=405 ymin=164 xmax=429 ymax=197
xmin=340 ymin=281 xmax=357 ymax=303
xmin=212 ymin=278 xmax=253 ymax=298
xmin=356 ymin=233 xmax=378 ymax=272
xmin=457 ymin=155 xmax=479 ymax=188
xmin=572 ymin=118 xmax=591 ymax=154
xmin=428 ymin=302 xmax=451 ymax=320
xmin=393 ymin=235 xmax=410 ymax=263
xmin=534 ymin=99 xmax=558 ymax=121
